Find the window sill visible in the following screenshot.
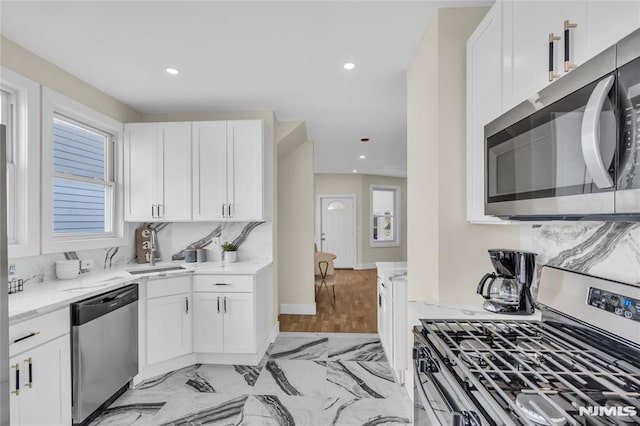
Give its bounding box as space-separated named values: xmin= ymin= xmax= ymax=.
xmin=42 ymin=233 xmax=129 ymax=254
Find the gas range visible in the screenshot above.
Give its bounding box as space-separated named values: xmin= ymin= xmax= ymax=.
xmin=412 ymin=266 xmax=640 ymax=425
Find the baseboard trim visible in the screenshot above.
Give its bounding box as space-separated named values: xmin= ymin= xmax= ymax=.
xmin=354 ymin=263 xmax=377 ymax=270
xmin=280 ymin=303 xmax=316 ymax=315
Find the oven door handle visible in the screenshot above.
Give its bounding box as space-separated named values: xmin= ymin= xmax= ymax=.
xmin=413 ymin=360 xmax=482 ymax=426
xmin=581 ymin=74 xmax=615 ymax=189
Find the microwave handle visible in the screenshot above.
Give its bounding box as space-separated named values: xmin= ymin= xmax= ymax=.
xmin=581 ymin=75 xmax=615 ymax=189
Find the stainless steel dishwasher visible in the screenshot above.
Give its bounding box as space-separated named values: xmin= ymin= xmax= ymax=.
xmin=71 ymin=284 xmax=138 ymax=425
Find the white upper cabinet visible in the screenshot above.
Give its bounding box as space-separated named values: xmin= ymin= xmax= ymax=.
xmin=193 ymin=120 xmax=266 ymax=222
xmin=227 ymin=120 xmax=265 ymax=221
xmin=158 ymin=123 xmax=192 ymax=221
xmin=502 ymin=1 xmax=570 ymax=111
xmin=124 ymin=122 xmax=192 ymax=221
xmin=192 ymin=121 xmax=228 ymax=221
xmin=502 ymin=0 xmax=640 ymax=111
xmin=466 ymin=2 xmax=506 ymax=223
xmin=570 ymin=1 xmax=640 ymax=66
xmin=124 ymin=123 xmax=155 ymax=221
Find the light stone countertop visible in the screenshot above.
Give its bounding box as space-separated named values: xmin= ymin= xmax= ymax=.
xmin=375 ymin=262 xmax=407 ymax=283
xmin=408 ymin=300 xmax=542 ymax=325
xmin=8 ymin=260 xmax=271 ymax=324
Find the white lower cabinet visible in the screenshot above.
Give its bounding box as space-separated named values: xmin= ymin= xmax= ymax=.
xmin=9 ymin=309 xmax=71 ymax=426
xmin=146 ymin=276 xmax=192 ymax=365
xmin=192 ymin=293 xmax=225 ymax=353
xmin=376 ymin=266 xmax=407 ymax=385
xmin=193 ymin=290 xmax=255 ymax=354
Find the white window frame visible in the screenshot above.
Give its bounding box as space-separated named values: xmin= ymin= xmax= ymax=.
xmin=42 ymin=87 xmax=127 ymax=253
xmin=369 ymin=184 xmax=401 ymax=248
xmin=0 ymin=67 xmax=40 ymax=259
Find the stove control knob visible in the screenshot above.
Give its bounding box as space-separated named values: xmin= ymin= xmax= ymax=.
xmin=624 ymin=311 xmax=633 ymax=319
xmin=610 ymin=295 xmax=620 ymax=307
xmin=615 ymin=307 xmax=623 ymax=316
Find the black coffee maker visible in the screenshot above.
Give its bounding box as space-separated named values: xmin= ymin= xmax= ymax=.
xmin=476 ymin=249 xmax=536 ymax=315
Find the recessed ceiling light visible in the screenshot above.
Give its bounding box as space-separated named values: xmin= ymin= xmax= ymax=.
xmin=359 ymin=155 xmax=366 ymax=159
xmin=360 ymin=137 xmax=370 ymax=143
xmin=343 ymin=62 xmax=356 ymax=70
xmin=166 ymin=67 xmax=179 ymax=75
xmin=352 ymin=169 xmax=358 ymax=173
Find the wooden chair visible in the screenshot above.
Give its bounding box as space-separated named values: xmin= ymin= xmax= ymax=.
xmin=314 ymin=252 xmax=337 ymax=309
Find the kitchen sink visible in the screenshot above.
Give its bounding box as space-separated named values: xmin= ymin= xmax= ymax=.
xmin=126 ymin=265 xmax=188 ymax=275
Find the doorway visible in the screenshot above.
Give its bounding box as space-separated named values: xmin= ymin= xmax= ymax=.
xmin=317 ymin=195 xmax=356 ymax=268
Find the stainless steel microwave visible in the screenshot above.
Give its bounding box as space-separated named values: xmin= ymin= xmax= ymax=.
xmin=485 ymin=28 xmax=640 ymax=220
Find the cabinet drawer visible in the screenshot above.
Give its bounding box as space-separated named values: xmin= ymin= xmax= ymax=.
xmin=9 ymin=308 xmax=69 ymax=357
xmin=194 ymin=275 xmax=254 ymax=293
xmin=147 ymin=276 xmax=192 ymax=299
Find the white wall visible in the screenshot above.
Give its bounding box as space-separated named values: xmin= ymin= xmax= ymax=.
xmin=406 ymin=7 xmax=522 ymax=303
xmin=0 ymin=36 xmax=142 ymax=123
xmin=278 ymin=137 xmax=315 ymax=313
xmin=315 ymin=174 xmax=407 ymax=268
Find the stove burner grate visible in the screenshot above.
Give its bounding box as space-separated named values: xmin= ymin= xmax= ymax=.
xmin=420 ymin=319 xmax=640 ymax=425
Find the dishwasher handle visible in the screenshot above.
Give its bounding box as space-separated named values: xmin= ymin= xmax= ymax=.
xmin=71 ymin=284 xmax=139 ymax=326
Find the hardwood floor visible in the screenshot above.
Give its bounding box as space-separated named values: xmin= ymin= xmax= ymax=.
xmin=278 ymin=269 xmax=378 ymax=333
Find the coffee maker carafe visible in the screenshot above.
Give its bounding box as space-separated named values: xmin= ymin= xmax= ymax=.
xmin=476 ymin=249 xmax=536 ymax=314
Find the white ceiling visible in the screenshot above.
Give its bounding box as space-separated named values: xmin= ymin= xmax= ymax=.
xmin=0 ymin=1 xmax=488 ymax=177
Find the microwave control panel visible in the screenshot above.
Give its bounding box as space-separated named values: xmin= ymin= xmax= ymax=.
xmin=588 ymin=287 xmax=640 ymax=322
xmin=618 ymin=57 xmax=640 ymax=190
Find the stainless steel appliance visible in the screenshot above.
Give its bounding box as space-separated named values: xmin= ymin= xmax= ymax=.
xmin=0 ymin=124 xmax=9 ymax=424
xmin=414 ymin=266 xmax=640 ymax=425
xmin=71 ymin=284 xmax=138 ymax=425
xmin=476 ymin=249 xmax=536 ymax=315
xmin=485 ymin=28 xmax=640 ymax=220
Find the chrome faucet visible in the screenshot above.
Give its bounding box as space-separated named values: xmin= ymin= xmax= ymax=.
xmin=149 ymin=227 xmax=157 ymax=266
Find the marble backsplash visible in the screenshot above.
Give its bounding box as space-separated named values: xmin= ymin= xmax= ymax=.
xmin=8 ymin=221 xmax=272 ymax=286
xmin=520 ymin=222 xmax=640 ymax=288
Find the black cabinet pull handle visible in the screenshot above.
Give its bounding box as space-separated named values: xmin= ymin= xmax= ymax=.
xmin=222 ymin=204 xmax=226 ymax=218
xmin=11 ymin=331 xmax=40 ymax=345
xmin=227 ymin=204 xmax=232 ymax=218
xmin=185 ymin=297 xmax=189 ymax=314
xmin=564 ymin=20 xmax=577 ymax=72
xmin=11 ymin=364 xmax=19 ymax=396
xmin=224 ymin=296 xmax=228 ymax=313
xmin=215 ymin=283 xmax=230 ymax=286
xmin=217 ymin=296 xmax=221 ymax=313
xmin=549 ymin=33 xmax=561 ymax=81
xmin=24 ymin=357 xmax=32 ymax=388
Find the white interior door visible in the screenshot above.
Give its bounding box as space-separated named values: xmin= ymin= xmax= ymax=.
xmin=320 ymin=196 xmax=355 ymax=268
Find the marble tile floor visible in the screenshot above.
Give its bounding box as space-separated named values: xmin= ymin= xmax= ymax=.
xmin=89 ymin=333 xmax=411 ymax=426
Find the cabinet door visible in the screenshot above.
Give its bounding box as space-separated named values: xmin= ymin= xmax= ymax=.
xmin=10 ymin=334 xmax=71 ymax=426
xmin=193 ymin=293 xmax=224 ymax=353
xmin=124 ymin=123 xmax=157 ymax=221
xmin=227 ymin=120 xmax=264 ymax=221
xmin=466 ymin=2 xmax=506 ymax=223
xmin=570 ymin=1 xmax=640 ymax=66
xmin=381 ymin=290 xmax=394 ymax=367
xmin=222 ymin=293 xmax=255 ymax=353
xmin=192 ymin=121 xmax=228 ymax=221
xmin=147 ymin=294 xmax=192 ymax=364
xmin=502 ymin=1 xmax=569 ymax=110
xmin=158 ymin=123 xmax=192 ymax=221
